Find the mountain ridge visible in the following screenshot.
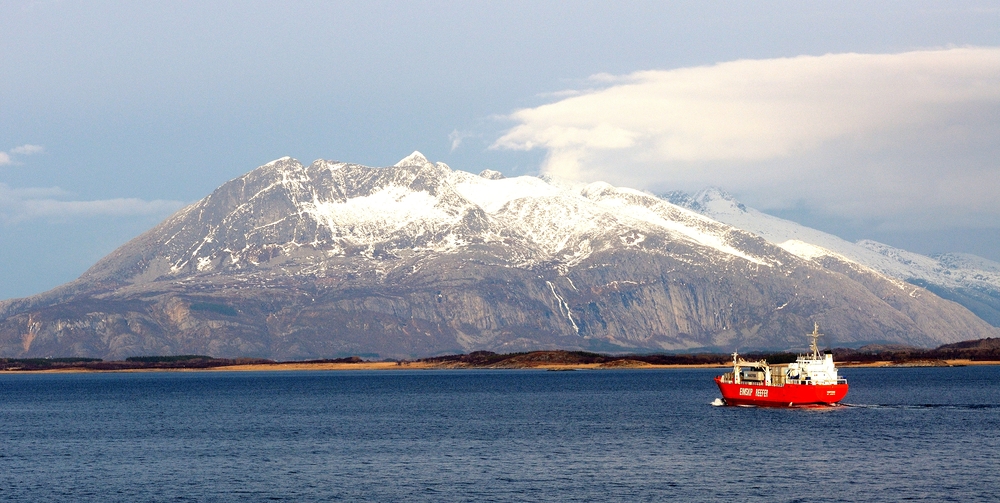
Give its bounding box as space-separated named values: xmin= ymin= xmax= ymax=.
xmin=1 ymin=153 xmax=996 ymax=359
xmin=666 ymin=188 xmax=1000 ymax=327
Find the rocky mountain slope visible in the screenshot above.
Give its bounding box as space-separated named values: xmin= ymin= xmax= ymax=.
xmin=668 ymin=189 xmax=1000 ymax=327
xmin=1 ymin=153 xmax=996 ymax=360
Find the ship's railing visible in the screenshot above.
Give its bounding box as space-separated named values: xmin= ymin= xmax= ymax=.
xmin=720 ymin=372 xmax=847 ymax=386
xmin=785 ymin=378 xmax=849 ymax=385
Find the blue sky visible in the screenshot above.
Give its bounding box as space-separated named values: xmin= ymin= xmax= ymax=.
xmin=2 ymin=1 xmax=999 ymax=300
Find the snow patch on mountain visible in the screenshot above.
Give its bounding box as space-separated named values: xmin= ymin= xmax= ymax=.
xmin=452 ymin=174 xmax=562 ymax=213
xmin=938 ymin=253 xmax=1000 ymax=275
xmin=585 ymin=186 xmax=767 ymax=265
xmin=306 ymin=186 xmax=461 ymax=243
xmin=255 ymin=154 xmax=774 ymax=268
xmin=777 ymin=240 xmax=837 ymax=261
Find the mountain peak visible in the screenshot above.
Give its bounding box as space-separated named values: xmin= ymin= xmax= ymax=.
xmin=694 ymin=187 xmax=747 ymax=213
xmin=479 ymin=169 xmax=504 ymax=180
xmin=394 ymin=151 xmax=432 ymax=168
xmin=259 ymin=156 xmax=298 ymax=170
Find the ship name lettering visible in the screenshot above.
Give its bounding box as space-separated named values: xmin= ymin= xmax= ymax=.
xmin=739 ymin=388 xmax=752 ymax=396
xmin=755 ymin=389 xmax=768 ymax=397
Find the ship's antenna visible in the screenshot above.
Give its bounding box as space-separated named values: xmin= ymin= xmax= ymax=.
xmin=808 ymin=322 xmax=822 ymax=359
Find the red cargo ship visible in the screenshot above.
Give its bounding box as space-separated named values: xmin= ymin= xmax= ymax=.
xmin=715 ymin=323 xmax=848 ymax=407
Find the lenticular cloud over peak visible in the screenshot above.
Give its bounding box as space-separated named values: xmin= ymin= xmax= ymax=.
xmin=494 ymin=47 xmax=1000 ymax=229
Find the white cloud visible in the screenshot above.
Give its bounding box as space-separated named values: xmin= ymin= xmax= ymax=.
xmin=0 ymin=183 xmax=186 ymax=223
xmin=494 ymin=48 xmax=1000 ymax=230
xmin=10 ymin=144 xmax=44 ymax=155
xmin=448 ymin=129 xmax=473 ymax=152
xmin=2 ymin=144 xmax=45 ymax=165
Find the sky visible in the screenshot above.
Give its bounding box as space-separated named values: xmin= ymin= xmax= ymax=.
xmin=2 ymin=1 xmax=999 ymax=300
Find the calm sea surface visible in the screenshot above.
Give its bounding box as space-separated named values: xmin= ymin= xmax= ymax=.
xmin=2 ymin=367 xmax=999 ymax=502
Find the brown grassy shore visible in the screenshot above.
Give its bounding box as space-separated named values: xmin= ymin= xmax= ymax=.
xmin=204 ymin=361 xmax=728 ymax=372
xmin=2 ymin=361 xmax=730 ymax=373
xmin=1 ymin=351 xmax=731 ymax=373
xmin=840 ymin=359 xmax=1000 ymax=368
xmin=215 ymin=357 xmax=1000 ymax=372
xmin=4 ymin=349 xmax=999 ymax=373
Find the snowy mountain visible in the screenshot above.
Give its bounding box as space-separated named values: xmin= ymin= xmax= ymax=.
xmin=668 ymin=188 xmax=1000 ymax=326
xmin=81 ymin=152 xmax=771 ymax=281
xmin=1 ymin=154 xmax=996 ymax=360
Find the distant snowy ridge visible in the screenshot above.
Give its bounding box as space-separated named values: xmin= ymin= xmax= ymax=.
xmin=669 ymin=188 xmax=1000 ymax=326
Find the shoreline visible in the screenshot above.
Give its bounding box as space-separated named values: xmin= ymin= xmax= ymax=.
xmin=4 ymin=359 xmax=999 ymax=374
xmin=840 ymin=359 xmax=1000 ymax=368
xmin=2 ymin=361 xmax=730 ymax=373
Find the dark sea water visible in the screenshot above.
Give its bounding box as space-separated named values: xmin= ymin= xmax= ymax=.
xmin=2 ymin=367 xmax=999 ymax=502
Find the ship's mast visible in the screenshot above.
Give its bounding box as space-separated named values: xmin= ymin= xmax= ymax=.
xmin=808 ymin=322 xmax=822 ymax=359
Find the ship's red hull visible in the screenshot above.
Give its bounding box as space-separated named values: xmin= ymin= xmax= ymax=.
xmin=715 ymin=376 xmax=848 ymax=407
